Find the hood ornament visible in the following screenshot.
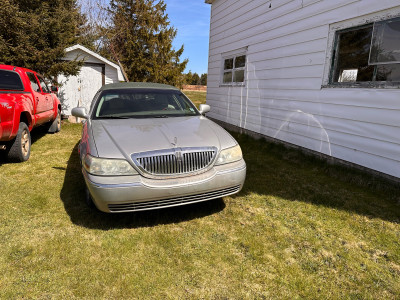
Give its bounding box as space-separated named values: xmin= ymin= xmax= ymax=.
xmin=171 ymin=137 xmax=178 ymax=147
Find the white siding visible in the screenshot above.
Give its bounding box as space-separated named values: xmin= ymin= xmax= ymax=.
xmin=60 ymin=48 xmax=121 ymax=115
xmin=206 ymin=0 xmax=400 ymax=178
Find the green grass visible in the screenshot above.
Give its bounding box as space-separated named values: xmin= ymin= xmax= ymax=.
xmin=0 ymin=108 xmax=400 ymax=298
xmin=183 ymin=90 xmax=207 ymax=107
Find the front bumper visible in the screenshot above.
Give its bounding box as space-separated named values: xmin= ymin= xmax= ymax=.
xmin=83 ymin=159 xmax=246 ymax=213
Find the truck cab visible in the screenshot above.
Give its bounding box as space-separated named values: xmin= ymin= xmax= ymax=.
xmin=0 ymin=65 xmax=61 ymax=162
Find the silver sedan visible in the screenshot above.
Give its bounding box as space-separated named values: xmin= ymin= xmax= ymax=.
xmin=72 ymin=82 xmax=246 ymax=213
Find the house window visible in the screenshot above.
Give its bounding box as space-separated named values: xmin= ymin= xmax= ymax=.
xmin=331 ymin=17 xmax=400 ymax=86
xmin=222 ymin=54 xmax=246 ymax=85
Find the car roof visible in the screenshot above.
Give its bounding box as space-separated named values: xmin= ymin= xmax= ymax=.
xmin=99 ymin=82 xmax=180 ymax=92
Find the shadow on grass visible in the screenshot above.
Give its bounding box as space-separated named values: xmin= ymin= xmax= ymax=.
xmin=0 ymin=126 xmax=49 ymax=164
xmin=232 ymin=132 xmax=400 ymax=223
xmin=60 ymin=143 xmax=226 ymax=230
xmin=60 ymin=131 xmax=400 ymax=228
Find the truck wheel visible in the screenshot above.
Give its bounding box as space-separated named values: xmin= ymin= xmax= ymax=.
xmin=48 ymin=109 xmax=61 ymax=133
xmin=7 ymin=122 xmax=31 ymax=162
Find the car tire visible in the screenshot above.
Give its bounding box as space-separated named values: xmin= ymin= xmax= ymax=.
xmin=48 ymin=109 xmax=61 ymax=133
xmin=7 ymin=122 xmax=31 ymax=162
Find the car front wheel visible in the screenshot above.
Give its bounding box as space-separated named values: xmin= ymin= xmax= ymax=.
xmin=7 ymin=122 xmax=31 ymax=162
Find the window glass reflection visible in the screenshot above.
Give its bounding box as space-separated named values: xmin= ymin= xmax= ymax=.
xmin=224 ymin=59 xmax=233 ymax=70
xmin=233 ymin=70 xmax=244 ymax=82
xmin=376 ymin=64 xmax=400 ymax=81
xmin=235 ymin=55 xmax=246 ymax=68
xmin=223 ymin=72 xmax=232 ymax=83
xmin=370 ymin=19 xmax=400 ymax=64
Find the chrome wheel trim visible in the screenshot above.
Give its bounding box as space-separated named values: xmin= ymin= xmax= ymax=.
xmin=21 ymin=130 xmax=30 ymax=157
xmin=56 ymin=113 xmax=61 ymax=130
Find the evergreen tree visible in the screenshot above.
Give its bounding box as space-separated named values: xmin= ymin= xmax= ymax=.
xmin=184 ymin=71 xmax=193 ymax=85
xmin=107 ymin=0 xmax=188 ymax=87
xmin=191 ymin=72 xmax=200 ymax=85
xmin=0 ymin=0 xmax=86 ymax=79
xmin=200 ymin=73 xmax=207 ymax=86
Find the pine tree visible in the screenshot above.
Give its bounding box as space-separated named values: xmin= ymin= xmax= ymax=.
xmin=191 ymin=73 xmax=200 ymax=85
xmin=200 ymin=73 xmax=207 ymax=86
xmin=184 ymin=71 xmax=193 ymax=85
xmin=0 ymin=0 xmax=86 ymax=79
xmin=107 ymin=0 xmax=188 ymax=87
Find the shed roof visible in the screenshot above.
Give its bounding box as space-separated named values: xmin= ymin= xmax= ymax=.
xmin=65 ymin=44 xmax=125 ymax=81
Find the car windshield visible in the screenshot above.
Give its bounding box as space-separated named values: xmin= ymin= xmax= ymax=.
xmin=93 ymin=89 xmax=200 ymax=119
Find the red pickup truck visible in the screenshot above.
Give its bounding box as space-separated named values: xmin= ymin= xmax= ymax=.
xmin=0 ymin=65 xmax=61 ymax=162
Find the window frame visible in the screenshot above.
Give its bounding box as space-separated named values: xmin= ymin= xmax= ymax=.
xmin=324 ymin=13 xmax=400 ymax=89
xmin=220 ymin=52 xmax=247 ymax=87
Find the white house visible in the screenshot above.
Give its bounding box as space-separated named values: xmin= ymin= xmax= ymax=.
xmin=58 ymin=44 xmax=125 ymax=116
xmin=205 ymin=0 xmax=400 ymax=179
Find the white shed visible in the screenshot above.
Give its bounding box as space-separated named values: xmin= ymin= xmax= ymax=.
xmin=205 ymin=0 xmax=400 ymax=179
xmin=58 ymin=44 xmax=125 ymax=116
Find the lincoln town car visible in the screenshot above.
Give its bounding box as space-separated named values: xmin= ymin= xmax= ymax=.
xmin=72 ymin=82 xmax=246 ymax=213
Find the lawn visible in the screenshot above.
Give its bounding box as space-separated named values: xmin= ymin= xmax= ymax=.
xmin=182 ymin=90 xmax=206 ymax=107
xmin=0 ymin=95 xmax=399 ymax=298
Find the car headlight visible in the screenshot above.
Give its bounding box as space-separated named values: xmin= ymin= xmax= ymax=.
xmin=215 ymin=144 xmax=242 ymax=165
xmin=83 ymin=154 xmax=138 ymax=176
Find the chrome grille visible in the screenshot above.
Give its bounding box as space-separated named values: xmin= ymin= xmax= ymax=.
xmin=132 ymin=147 xmax=217 ymax=176
xmin=108 ymin=185 xmax=241 ymax=212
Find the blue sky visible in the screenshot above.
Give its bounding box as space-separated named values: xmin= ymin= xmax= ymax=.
xmin=165 ymin=0 xmax=211 ymax=74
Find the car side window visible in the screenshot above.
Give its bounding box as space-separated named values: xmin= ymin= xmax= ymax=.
xmin=37 ymin=75 xmax=50 ymax=93
xmin=26 ymin=72 xmax=41 ymax=93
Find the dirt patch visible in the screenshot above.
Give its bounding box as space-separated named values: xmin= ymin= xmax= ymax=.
xmin=182 ymin=85 xmax=207 ymax=92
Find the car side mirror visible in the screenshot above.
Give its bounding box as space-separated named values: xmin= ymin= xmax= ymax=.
xmin=71 ymin=107 xmax=88 ymax=119
xmin=51 ymin=86 xmax=58 ymax=93
xmin=199 ymin=104 xmax=210 ymax=115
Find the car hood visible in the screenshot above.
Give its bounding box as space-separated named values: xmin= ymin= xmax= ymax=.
xmin=89 ymin=116 xmax=237 ymax=160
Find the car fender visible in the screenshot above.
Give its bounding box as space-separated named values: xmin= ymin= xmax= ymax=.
xmin=10 ymin=101 xmax=34 ymax=138
xmin=79 ymin=120 xmax=98 ymax=159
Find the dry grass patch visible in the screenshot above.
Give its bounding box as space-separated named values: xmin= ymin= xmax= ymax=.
xmin=183 ymin=90 xmax=207 ymax=107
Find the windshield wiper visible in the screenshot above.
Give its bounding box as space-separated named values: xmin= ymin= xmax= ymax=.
xmin=97 ymin=115 xmax=131 ymax=119
xmin=153 ymin=115 xmax=169 ymax=118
